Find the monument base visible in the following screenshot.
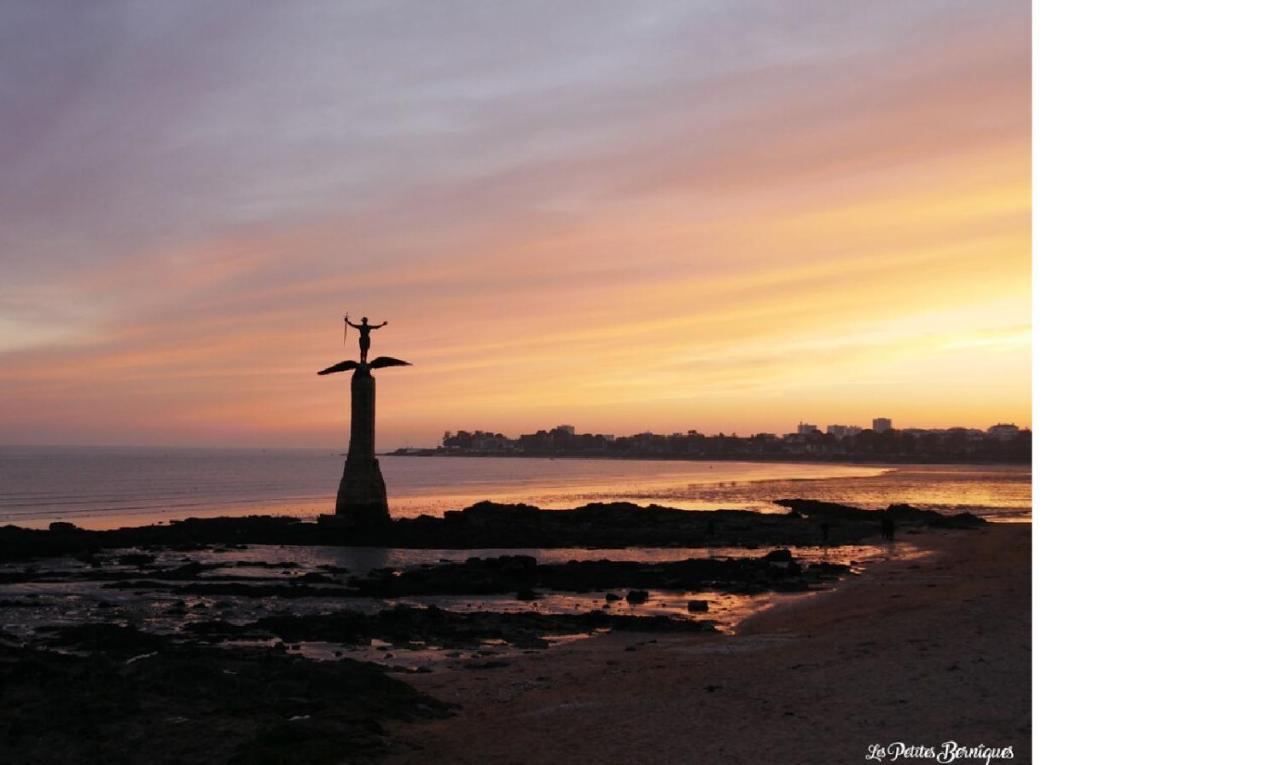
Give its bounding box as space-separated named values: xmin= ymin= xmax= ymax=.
xmin=335 ymin=456 xmax=390 ymax=524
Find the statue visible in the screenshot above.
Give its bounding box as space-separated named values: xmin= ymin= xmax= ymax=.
xmin=345 ymin=315 xmax=387 ymax=364
xmin=318 ymin=316 xmax=411 ymax=524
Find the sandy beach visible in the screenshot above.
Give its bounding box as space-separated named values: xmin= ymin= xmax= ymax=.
xmin=0 ymin=509 xmax=1024 ymax=763
xmin=387 ymin=523 xmax=1031 ymax=764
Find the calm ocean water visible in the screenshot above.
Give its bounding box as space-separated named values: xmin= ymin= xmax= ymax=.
xmin=0 ymin=446 xmax=1030 ymax=529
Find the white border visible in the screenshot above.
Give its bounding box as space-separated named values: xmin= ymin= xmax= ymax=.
xmin=1035 ymin=2 xmax=1280 ymax=762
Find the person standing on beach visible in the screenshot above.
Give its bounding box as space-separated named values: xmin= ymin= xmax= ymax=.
xmin=346 ymin=316 xmax=387 ymax=364
xmin=881 ymin=512 xmax=896 ymax=542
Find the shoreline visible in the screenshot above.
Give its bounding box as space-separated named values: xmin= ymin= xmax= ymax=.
xmin=385 ymin=524 xmax=1030 ymax=763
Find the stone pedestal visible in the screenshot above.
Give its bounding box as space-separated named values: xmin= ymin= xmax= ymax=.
xmin=335 ymin=366 xmax=390 ymax=523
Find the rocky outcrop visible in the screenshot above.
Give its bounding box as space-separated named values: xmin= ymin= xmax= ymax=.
xmin=1 ymin=501 xmax=881 ymax=561
xmin=114 ymin=550 xmax=849 ymax=600
xmin=774 ymin=500 xmax=986 ymax=529
xmin=0 ymin=634 xmax=449 ymax=765
xmin=1 ymin=500 xmax=985 ymax=563
xmin=182 ymin=604 xmax=714 ymax=650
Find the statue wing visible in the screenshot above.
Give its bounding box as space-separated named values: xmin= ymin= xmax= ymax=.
xmin=317 ymin=360 xmax=360 ymax=375
xmin=368 ymin=356 xmax=412 ymax=369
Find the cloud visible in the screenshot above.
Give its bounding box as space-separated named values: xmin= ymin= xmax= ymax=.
xmin=0 ymin=0 xmax=1030 ymax=445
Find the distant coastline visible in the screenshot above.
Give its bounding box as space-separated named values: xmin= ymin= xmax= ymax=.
xmin=408 ymin=423 xmax=1032 ymax=466
xmin=384 ymin=448 xmax=1031 ymax=466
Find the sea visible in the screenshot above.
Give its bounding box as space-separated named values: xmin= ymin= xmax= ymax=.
xmin=0 ymin=446 xmax=1030 ymax=530
xmin=0 ymin=446 xmax=1029 ymax=667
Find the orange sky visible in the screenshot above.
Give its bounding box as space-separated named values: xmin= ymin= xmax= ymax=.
xmin=0 ymin=2 xmax=1029 ymax=447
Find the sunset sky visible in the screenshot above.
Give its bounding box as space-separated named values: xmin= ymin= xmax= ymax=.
xmin=0 ymin=1 xmax=1029 ymax=448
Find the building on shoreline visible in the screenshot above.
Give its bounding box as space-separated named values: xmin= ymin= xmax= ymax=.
xmin=826 ymin=424 xmax=862 ymax=438
xmin=987 ymin=423 xmax=1021 ymax=441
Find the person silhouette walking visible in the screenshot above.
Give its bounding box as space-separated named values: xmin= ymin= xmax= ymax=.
xmin=345 ymin=316 xmax=388 ymax=365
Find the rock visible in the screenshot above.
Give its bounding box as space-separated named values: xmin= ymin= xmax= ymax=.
xmin=687 ymin=600 xmax=710 ymax=612
xmin=183 ymin=604 xmax=713 ymax=652
xmin=776 ymin=499 xmax=987 ymax=529
xmin=296 ymin=572 xmax=336 ymax=584
xmin=0 ymin=639 xmax=452 ymax=765
xmin=38 ymin=623 xmax=172 ymax=656
xmin=807 ymin=562 xmax=850 ymax=575
xmin=625 ymin=590 xmax=650 ymax=604
xmin=496 ymin=555 xmax=538 ymax=573
xmin=103 ymin=550 xmax=850 ymax=602
xmin=1 ymin=500 xmax=884 ymax=562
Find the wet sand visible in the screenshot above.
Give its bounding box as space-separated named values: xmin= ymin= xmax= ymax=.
xmin=388 ymin=523 xmax=1031 ymax=764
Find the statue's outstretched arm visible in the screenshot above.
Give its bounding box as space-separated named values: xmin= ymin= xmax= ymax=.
xmin=345 ymin=318 xmax=360 ymax=329
xmin=375 ymin=321 xmax=388 ymax=328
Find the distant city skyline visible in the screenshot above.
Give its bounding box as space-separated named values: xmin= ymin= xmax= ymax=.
xmin=0 ymin=411 xmax=1032 ymax=450
xmin=430 ymin=418 xmax=1030 ymax=462
xmin=432 ymin=417 xmax=1028 ymax=446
